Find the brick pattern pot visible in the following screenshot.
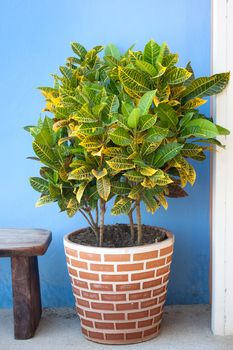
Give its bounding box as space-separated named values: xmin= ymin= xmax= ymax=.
xmin=64 ymin=226 xmax=174 ymax=345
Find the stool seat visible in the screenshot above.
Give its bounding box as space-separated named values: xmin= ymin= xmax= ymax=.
xmin=0 ymin=228 xmax=52 ymax=256
xmin=0 ymin=227 xmax=52 ymax=340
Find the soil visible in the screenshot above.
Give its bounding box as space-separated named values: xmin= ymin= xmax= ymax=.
xmin=69 ymin=224 xmax=168 ymax=248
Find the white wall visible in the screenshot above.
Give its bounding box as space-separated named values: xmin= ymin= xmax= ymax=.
xmin=212 ymin=0 xmax=233 ymax=336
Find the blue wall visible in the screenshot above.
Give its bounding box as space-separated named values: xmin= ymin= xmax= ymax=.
xmin=0 ymin=0 xmax=210 ymax=307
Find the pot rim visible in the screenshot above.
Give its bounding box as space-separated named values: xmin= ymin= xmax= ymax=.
xmin=64 ymin=224 xmax=174 ymax=254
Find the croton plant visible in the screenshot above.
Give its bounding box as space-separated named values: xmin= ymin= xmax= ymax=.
xmin=25 ymin=40 xmax=230 ymax=246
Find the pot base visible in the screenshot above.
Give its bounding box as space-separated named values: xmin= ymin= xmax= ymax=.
xmin=83 ymin=326 xmax=161 ymax=345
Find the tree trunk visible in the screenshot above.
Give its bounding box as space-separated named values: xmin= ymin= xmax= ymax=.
xmin=136 ymin=200 xmax=142 ymax=245
xmin=99 ymin=198 xmax=106 ymax=247
xmin=128 ymin=210 xmax=135 ymax=241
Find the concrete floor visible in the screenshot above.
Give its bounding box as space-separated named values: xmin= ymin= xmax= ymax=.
xmin=0 ymin=305 xmax=233 ymax=350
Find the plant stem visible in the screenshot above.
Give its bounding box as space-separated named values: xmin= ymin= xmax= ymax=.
xmin=128 ymin=210 xmax=135 ymax=241
xmin=136 ymin=200 xmax=142 ymax=245
xmin=79 ymin=209 xmax=99 ymax=238
xmin=99 ymin=198 xmax=106 ymax=247
xmin=86 ymin=208 xmax=97 ymax=228
xmin=96 ymin=203 xmax=99 ymax=228
xmin=128 ymin=204 xmax=136 ymax=241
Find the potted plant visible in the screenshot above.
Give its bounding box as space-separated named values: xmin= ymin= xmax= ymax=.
xmin=26 ymin=40 xmax=230 ymax=344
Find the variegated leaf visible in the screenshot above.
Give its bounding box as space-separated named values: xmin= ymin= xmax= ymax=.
xmin=68 ymin=166 xmax=93 ymax=181
xmin=111 ymin=197 xmax=132 ymax=215
xmin=107 ymin=157 xmax=135 ymax=171
xmin=97 ymin=176 xmax=111 ymax=201
xmin=123 ymin=170 xmax=145 ymax=182
xmin=118 ymin=67 xmax=150 ymax=92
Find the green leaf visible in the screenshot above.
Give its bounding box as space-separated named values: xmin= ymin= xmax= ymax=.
xmin=35 ymin=117 xmax=55 ymax=146
xmin=103 ymin=95 xmax=119 ymax=114
xmin=156 ymin=104 xmax=178 ymax=128
xmin=76 ymin=123 xmax=104 ymax=136
xmin=179 ymin=112 xmax=194 ymax=129
xmin=105 ymin=43 xmax=121 ymax=60
xmin=93 ymin=45 xmax=104 ymax=54
xmin=122 ymin=101 xmax=134 ymax=117
xmin=162 ymin=53 xmax=179 ymax=67
xmin=71 ymin=42 xmax=87 ymax=59
xmin=143 ymin=39 xmax=160 ymax=66
xmin=49 ymin=183 xmax=61 ymax=198
xmin=104 ymin=55 xmax=119 ymax=67
xmin=72 ymin=105 xmax=98 ymax=123
xmin=111 ymin=181 xmax=131 ymax=195
xmin=216 ymin=124 xmax=230 ymax=135
xmin=185 ymin=61 xmax=195 ymax=85
xmin=127 ymin=108 xmax=140 ymax=128
xmin=138 ymin=90 xmax=156 ymax=115
xmin=193 ymin=138 xmax=225 ymax=148
xmin=97 ymin=176 xmax=111 ymax=201
xmin=181 ymin=119 xmax=219 ymax=138
xmin=32 ymin=141 xmax=59 ymax=169
xmin=154 ymin=143 xmax=184 ymax=167
xmin=68 ymin=166 xmax=93 ymax=181
xmin=189 ymin=151 xmax=206 ymax=161
xmin=181 ymin=143 xmax=202 ymax=157
xmin=80 ymin=135 xmax=101 ymax=150
xmin=30 ymin=177 xmax=49 ymax=193
xmin=138 ymin=114 xmax=156 ymax=131
xmin=109 ymin=127 xmax=132 ymax=146
xmin=59 ymin=66 xmax=73 ymax=80
xmin=135 ymin=60 xmax=158 ymax=76
xmin=128 ymin=185 xmax=142 ymax=200
xmin=149 ymin=170 xmax=173 ymax=186
xmin=140 ymin=141 xmax=161 ymax=156
xmin=118 ymin=67 xmax=150 ymax=92
xmin=142 ymin=190 xmax=160 ymax=214
xmin=55 ymin=107 xmax=73 ymax=120
xmin=103 ymin=147 xmax=129 ymax=158
xmin=156 ymin=42 xmax=167 ymax=65
xmin=106 ymin=157 xmax=135 ymax=171
xmin=145 ymin=125 xmax=168 ymax=143
xmin=123 ymin=170 xmax=144 ymax=182
xmin=164 ymin=67 xmax=191 ymax=85
xmin=111 ymin=197 xmax=132 ymax=215
xmin=38 ymin=86 xmax=59 ymax=96
xmin=66 ymin=197 xmax=80 ymax=217
xmin=40 ymin=167 xmax=56 ymax=182
xmin=181 ymin=72 xmax=230 ymax=102
xmin=35 ymin=194 xmax=54 ymax=207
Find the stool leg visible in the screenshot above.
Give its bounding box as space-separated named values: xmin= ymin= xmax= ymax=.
xmin=11 ymin=256 xmax=42 ymax=339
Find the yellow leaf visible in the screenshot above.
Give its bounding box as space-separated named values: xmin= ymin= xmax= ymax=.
xmin=187 ymin=164 xmax=196 ymax=186
xmin=183 ymin=98 xmax=207 ymax=109
xmin=157 ymin=193 xmax=168 ymax=209
xmin=153 ymin=96 xmax=160 ymax=107
xmin=97 ymin=176 xmax=111 ymax=201
xmin=140 ymin=166 xmax=157 ymax=176
xmin=92 ymin=168 xmax=108 ymax=180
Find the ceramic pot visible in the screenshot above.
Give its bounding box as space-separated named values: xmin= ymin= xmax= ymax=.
xmin=64 ymin=225 xmax=174 ymax=345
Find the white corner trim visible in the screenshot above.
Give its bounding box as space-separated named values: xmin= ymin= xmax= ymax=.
xmin=212 ymin=0 xmax=233 ymax=336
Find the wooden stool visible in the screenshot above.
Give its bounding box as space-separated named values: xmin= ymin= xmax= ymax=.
xmin=0 ymin=228 xmax=52 ymax=339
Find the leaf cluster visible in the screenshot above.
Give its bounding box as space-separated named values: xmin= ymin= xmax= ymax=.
xmin=26 ymin=40 xmax=230 ymax=234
